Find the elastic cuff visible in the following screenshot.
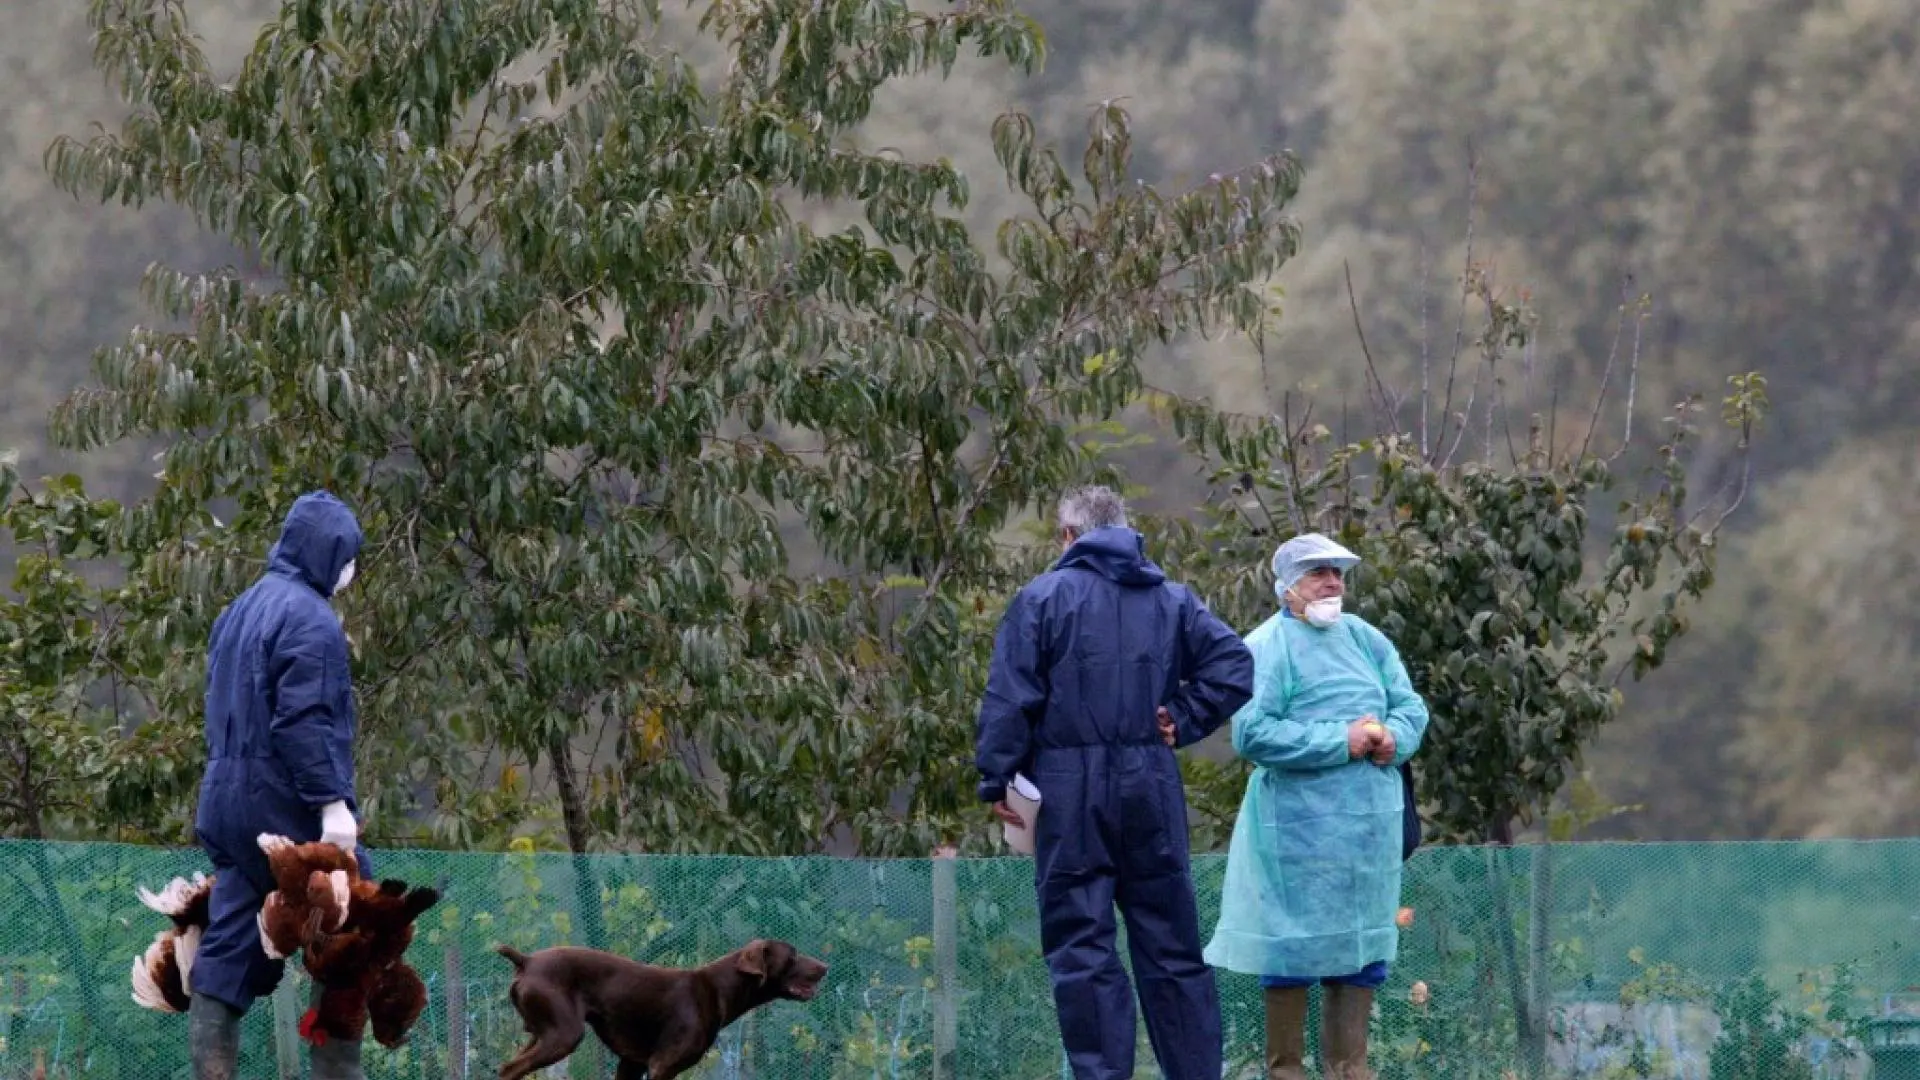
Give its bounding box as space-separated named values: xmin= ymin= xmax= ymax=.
xmin=977 ymin=779 xmax=1007 ymax=804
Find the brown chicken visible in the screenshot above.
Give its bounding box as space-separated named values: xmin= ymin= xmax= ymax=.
xmin=367 ymin=961 xmax=429 ymax=1048
xmin=256 ymin=833 xmax=359 ymax=960
xmin=133 ymin=841 xmax=437 ymax=1050
xmin=344 ymin=878 xmax=440 ymax=967
xmin=129 ymin=872 xmax=216 ymax=1014
xmin=294 ymin=874 xmax=440 ymax=1047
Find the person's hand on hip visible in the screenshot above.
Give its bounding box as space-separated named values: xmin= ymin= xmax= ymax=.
xmin=1157 ymin=706 xmax=1178 ymax=747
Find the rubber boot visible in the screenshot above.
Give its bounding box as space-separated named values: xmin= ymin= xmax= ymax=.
xmin=310 ymin=1037 xmax=366 ymax=1080
xmin=304 ymin=980 xmax=367 ymax=1080
xmin=1263 ymin=986 xmax=1310 ymax=1080
xmin=188 ymin=992 xmax=242 ymax=1080
xmin=1322 ymin=984 xmax=1376 ymax=1080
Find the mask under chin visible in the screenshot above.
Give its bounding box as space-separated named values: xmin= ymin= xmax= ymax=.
xmin=1302 ymin=597 xmax=1342 ymax=628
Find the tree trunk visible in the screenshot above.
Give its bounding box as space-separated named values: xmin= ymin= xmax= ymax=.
xmin=1483 ymin=812 xmax=1546 ymax=1079
xmin=1525 ymin=841 xmax=1554 ymax=1080
xmin=547 ymin=733 xmax=609 ymax=951
xmin=547 ymin=732 xmax=610 ymax=1080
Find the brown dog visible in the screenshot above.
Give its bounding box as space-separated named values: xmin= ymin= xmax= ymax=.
xmin=494 ymin=938 xmax=828 ymax=1080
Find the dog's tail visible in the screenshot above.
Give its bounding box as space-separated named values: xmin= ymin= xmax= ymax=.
xmin=493 ymin=943 xmax=530 ymax=971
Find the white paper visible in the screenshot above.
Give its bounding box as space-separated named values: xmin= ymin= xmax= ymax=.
xmin=1002 ymin=773 xmax=1043 ymax=855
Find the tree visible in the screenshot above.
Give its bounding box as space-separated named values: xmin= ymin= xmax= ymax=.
xmin=41 ymin=0 xmax=1306 ymax=867
xmin=1252 ymin=0 xmax=1686 ymax=413
xmin=1128 ymin=243 xmax=1767 ymax=1079
xmin=0 ymin=461 xmax=204 ymax=844
xmin=0 ymin=459 xmax=185 ymax=1079
xmin=1232 ymin=0 xmax=1920 ymax=842
xmin=1642 ymin=0 xmax=1920 ymax=436
xmin=1152 ymin=257 xmax=1769 ymax=848
xmin=1717 ymin=438 xmax=1920 ymax=840
xmin=0 ymin=467 xmax=121 ymax=844
xmin=0 ymin=0 xmax=273 ymax=500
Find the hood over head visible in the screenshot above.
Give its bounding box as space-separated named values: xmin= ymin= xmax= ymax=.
xmin=267 ymin=491 xmax=364 ymax=598
xmin=1054 ymin=526 xmax=1168 ymax=588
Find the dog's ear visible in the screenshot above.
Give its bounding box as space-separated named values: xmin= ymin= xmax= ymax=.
xmin=736 ymin=939 xmax=771 ymax=980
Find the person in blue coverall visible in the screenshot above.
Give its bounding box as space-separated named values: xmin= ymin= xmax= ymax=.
xmin=975 ymin=485 xmax=1255 ymax=1080
xmin=1203 ymin=533 xmax=1430 ymax=1080
xmin=188 ymin=490 xmax=372 ymax=1080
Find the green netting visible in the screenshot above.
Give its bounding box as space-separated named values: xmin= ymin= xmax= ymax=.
xmin=3 ymin=838 xmax=1917 ymax=1079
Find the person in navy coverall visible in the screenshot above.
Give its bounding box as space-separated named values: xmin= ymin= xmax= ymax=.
xmin=188 ymin=490 xmax=372 ymax=1080
xmin=975 ymin=485 xmax=1255 ymax=1080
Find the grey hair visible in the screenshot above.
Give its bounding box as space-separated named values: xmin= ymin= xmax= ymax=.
xmin=1057 ymin=485 xmax=1129 ymax=535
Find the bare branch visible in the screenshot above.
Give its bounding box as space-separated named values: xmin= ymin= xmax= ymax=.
xmin=917 ymin=420 xmax=947 ymax=564
xmin=1432 ymin=141 xmax=1480 ymax=465
xmin=1687 ymin=416 xmax=1759 ymax=536
xmin=1494 ymin=374 xmax=1520 ymax=470
xmin=1546 ymin=377 xmax=1562 ymax=470
xmin=587 ymin=698 xmax=622 ymax=792
xmin=1232 ymin=476 xmax=1280 ymax=536
xmin=1484 ymin=369 xmax=1497 ymax=466
xmin=1579 ymin=276 xmax=1634 ymax=463
xmin=898 ymin=443 xmax=1012 ymax=641
xmin=1478 ymin=282 xmax=1522 ymax=470
xmin=1344 ymin=260 xmax=1400 ymax=437
xmin=1419 ymin=241 xmax=1433 ymax=457
xmin=1441 ymin=353 xmax=1489 ymax=469
xmin=1619 ymin=307 xmax=1645 ymax=456
xmin=1521 ymin=322 xmax=1538 ymax=422
xmin=1280 ymin=391 xmax=1313 ymax=532
xmin=1339 ymin=394 xmax=1355 ymax=529
xmin=1257 ymin=319 xmax=1279 ymax=418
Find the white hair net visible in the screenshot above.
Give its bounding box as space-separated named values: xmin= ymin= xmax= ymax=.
xmin=1270 ymin=533 xmax=1361 ymax=598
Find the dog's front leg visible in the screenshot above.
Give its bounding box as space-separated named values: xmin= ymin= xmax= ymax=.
xmin=638 ymin=1040 xmax=714 ymax=1080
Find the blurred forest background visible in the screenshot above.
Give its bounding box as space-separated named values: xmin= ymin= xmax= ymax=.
xmin=5 ymin=0 xmax=1916 ymax=844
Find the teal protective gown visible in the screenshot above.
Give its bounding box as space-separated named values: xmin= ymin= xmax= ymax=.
xmin=1202 ymin=609 xmax=1429 ymax=979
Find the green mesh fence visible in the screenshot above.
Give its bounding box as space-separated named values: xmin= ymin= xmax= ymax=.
xmin=3 ymin=838 xmax=1918 ymax=1079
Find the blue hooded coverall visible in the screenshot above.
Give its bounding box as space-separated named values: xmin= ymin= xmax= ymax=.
xmin=192 ymin=491 xmax=372 ymax=1013
xmin=976 ymin=526 xmax=1255 ymax=1080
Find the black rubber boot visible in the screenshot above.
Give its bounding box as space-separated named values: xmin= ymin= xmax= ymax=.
xmin=188 ymin=992 xmax=242 ymax=1080
xmin=309 ymin=1036 xmax=366 ymax=1080
xmin=306 ymin=982 xmax=366 ymax=1080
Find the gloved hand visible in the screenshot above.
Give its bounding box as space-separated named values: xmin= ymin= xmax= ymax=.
xmin=320 ymin=801 xmax=358 ymax=852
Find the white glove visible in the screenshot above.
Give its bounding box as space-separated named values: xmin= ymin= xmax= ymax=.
xmin=319 ymin=801 xmax=358 ymax=853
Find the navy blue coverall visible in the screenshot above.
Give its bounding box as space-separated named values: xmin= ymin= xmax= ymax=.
xmin=976 ymin=525 xmax=1255 ymax=1080
xmin=192 ymin=491 xmax=372 ymax=1013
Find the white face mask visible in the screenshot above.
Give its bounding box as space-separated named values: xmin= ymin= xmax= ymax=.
xmin=334 ymin=559 xmax=356 ymax=595
xmin=1303 ymin=596 xmax=1342 ymax=628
